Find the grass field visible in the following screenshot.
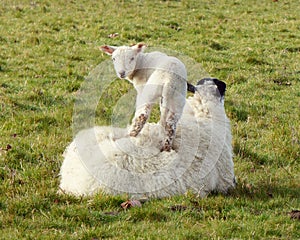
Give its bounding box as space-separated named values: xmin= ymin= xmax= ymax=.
xmin=0 ymin=0 xmax=299 ymax=239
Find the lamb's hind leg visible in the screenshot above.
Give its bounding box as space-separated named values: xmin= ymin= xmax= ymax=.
xmin=159 ymin=76 xmax=186 ymax=151
xmin=161 ymin=111 xmax=179 ymax=152
xmin=129 ymin=103 xmax=152 ymax=137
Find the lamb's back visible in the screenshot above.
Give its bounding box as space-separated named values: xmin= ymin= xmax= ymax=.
xmin=140 ymin=52 xmax=187 ymax=79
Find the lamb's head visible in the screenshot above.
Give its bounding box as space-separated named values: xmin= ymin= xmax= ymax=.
xmin=100 ymin=43 xmax=146 ymax=79
xmin=195 ymin=78 xmax=226 ymax=104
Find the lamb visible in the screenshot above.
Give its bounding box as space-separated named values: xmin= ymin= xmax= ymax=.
xmin=100 ymin=43 xmax=193 ymax=151
xmin=59 ymin=78 xmax=236 ymax=198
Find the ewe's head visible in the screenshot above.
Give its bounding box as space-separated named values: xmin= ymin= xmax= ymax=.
xmin=100 ymin=43 xmax=146 ymax=79
xmin=196 ymin=78 xmax=226 ymax=104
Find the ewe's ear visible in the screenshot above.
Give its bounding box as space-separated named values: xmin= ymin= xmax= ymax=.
xmin=212 ymin=78 xmax=226 ymax=97
xmin=132 ymin=43 xmax=147 ymax=53
xmin=99 ymin=45 xmax=116 ymax=55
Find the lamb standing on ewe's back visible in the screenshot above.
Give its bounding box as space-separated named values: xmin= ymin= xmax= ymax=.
xmin=100 ymin=43 xmax=193 ymax=151
xmin=59 ymin=78 xmax=236 ymax=198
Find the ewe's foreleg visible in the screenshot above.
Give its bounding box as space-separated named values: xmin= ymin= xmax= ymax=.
xmin=129 ymin=104 xmax=152 ymax=137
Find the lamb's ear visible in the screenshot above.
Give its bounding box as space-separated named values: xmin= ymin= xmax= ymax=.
xmin=99 ymin=45 xmax=116 ymax=55
xmin=132 ymin=43 xmax=147 ymax=53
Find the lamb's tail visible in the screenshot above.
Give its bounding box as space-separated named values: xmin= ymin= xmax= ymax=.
xmin=187 ymin=82 xmax=196 ymax=93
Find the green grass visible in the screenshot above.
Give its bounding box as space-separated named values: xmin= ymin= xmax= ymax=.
xmin=0 ymin=0 xmax=299 ymax=239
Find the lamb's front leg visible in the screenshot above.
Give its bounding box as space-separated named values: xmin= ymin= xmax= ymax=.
xmin=129 ymin=103 xmax=152 ymax=137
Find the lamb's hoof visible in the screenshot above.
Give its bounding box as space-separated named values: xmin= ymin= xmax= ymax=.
xmin=160 ymin=144 xmax=172 ymax=152
xmin=129 ymin=131 xmax=138 ymax=137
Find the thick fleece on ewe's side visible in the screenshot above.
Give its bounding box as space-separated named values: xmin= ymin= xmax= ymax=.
xmin=59 ymin=81 xmax=235 ymax=198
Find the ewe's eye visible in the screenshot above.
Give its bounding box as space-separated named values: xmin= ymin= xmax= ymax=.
xmin=112 ymin=57 xmax=116 ymax=61
xmin=130 ymin=57 xmax=134 ymax=61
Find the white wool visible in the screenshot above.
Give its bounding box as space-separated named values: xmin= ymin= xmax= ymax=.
xmin=59 ymin=83 xmax=235 ymax=198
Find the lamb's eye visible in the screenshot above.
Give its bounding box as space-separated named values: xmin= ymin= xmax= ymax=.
xmin=130 ymin=57 xmax=134 ymax=61
xmin=112 ymin=58 xmax=115 ymax=61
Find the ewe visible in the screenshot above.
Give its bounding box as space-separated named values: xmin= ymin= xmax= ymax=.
xmin=59 ymin=78 xmax=236 ymax=198
xmin=100 ymin=43 xmax=194 ymax=151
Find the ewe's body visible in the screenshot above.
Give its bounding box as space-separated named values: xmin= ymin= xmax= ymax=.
xmin=100 ymin=44 xmax=188 ymax=151
xmin=59 ymin=78 xmax=236 ymax=198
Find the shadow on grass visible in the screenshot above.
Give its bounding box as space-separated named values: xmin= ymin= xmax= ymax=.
xmin=226 ymin=178 xmax=300 ymax=201
xmin=231 ymin=141 xmax=299 ymax=200
xmin=226 ymin=100 xmax=249 ymax=122
xmin=233 ymin=141 xmax=270 ymax=165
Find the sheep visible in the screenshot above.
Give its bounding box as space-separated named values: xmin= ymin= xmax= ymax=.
xmin=59 ymin=78 xmax=236 ymax=198
xmin=100 ymin=43 xmax=194 ymax=151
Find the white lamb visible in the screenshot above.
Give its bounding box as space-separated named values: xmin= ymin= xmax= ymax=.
xmin=100 ymin=43 xmax=195 ymax=151
xmin=59 ymin=78 xmax=236 ymax=198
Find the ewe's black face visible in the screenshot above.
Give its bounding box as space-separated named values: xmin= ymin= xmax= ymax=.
xmin=196 ymin=78 xmax=226 ymax=102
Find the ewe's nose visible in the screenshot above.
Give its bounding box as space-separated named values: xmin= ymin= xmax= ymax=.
xmin=119 ymin=71 xmax=126 ymax=79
